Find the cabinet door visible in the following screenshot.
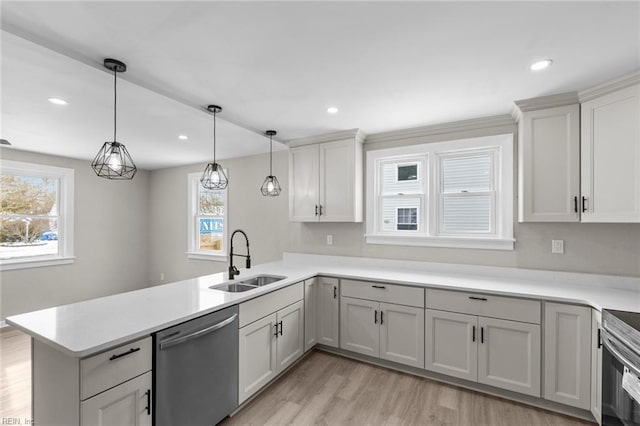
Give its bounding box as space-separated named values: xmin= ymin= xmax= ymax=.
xmin=591 ymin=310 xmax=603 ymax=424
xmin=81 ymin=371 xmax=152 ymax=426
xmin=543 ymin=303 xmax=591 ymax=409
xmin=317 ymin=277 xmax=340 ymax=348
xmin=238 ymin=313 xmax=278 ymax=403
xmin=304 ymin=278 xmax=318 ymax=351
xmin=581 ymin=84 xmax=640 ymax=222
xmin=379 ymin=303 xmax=424 ymax=368
xmin=478 ymin=317 xmax=541 ymax=397
xmin=425 ymin=310 xmax=478 ymax=382
xmin=319 ymin=139 xmax=362 ymax=222
xmin=276 ymin=300 xmax=305 ymax=372
xmin=518 ymin=104 xmax=580 ymax=222
xmin=340 ymin=296 xmax=379 ymax=357
xmin=289 ymin=144 xmax=319 ymax=222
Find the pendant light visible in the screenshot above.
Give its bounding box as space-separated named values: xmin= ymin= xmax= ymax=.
xmin=200 ymin=105 xmax=228 ymax=190
xmin=260 ymin=130 xmax=281 ymax=197
xmin=91 ymin=58 xmax=137 ymax=180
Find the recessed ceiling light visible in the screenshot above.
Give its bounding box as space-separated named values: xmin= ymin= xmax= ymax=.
xmin=48 ymin=97 xmax=68 ymax=105
xmin=178 ymin=135 xmax=188 ymax=140
xmin=327 ymin=106 xmax=339 ymax=114
xmin=530 ymin=59 xmax=553 ymax=71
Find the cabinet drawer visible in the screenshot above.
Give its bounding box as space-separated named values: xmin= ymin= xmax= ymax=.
xmin=341 ymin=279 xmax=424 ymax=308
xmin=240 ymin=282 xmax=304 ymax=328
xmin=80 ymin=337 xmax=152 ymax=400
xmin=425 ymin=288 xmax=540 ymax=324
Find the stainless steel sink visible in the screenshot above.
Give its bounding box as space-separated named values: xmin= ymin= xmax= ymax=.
xmin=210 ymin=275 xmax=287 ymax=292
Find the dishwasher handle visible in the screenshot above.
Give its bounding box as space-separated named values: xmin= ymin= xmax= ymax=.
xmin=159 ymin=313 xmax=237 ymax=350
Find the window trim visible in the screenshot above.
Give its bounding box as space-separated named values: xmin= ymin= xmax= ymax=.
xmin=186 ymin=171 xmax=228 ymax=262
xmin=365 ymin=134 xmax=514 ymax=250
xmin=0 ymin=159 xmax=75 ymax=270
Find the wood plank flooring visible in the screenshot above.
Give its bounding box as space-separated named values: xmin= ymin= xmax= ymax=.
xmin=223 ymin=351 xmax=594 ymax=426
xmin=0 ymin=327 xmax=593 ymax=425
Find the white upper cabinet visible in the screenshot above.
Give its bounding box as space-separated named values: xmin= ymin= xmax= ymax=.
xmin=288 ymin=129 xmax=364 ymax=222
xmin=515 ymin=72 xmax=640 ymax=223
xmin=514 ymin=95 xmax=580 ymax=222
xmin=580 ymin=83 xmax=640 ymax=222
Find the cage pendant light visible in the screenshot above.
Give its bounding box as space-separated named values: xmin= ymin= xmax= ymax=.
xmin=91 ymin=58 xmax=137 ymax=180
xmin=200 ymin=105 xmax=228 ymax=190
xmin=260 ymin=130 xmax=281 ymax=197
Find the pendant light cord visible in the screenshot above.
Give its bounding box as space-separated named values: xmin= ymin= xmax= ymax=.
xmin=269 ymin=134 xmax=273 ymax=175
xmin=113 ymin=66 xmax=117 ymax=143
xmin=213 ymin=110 xmax=217 ymax=163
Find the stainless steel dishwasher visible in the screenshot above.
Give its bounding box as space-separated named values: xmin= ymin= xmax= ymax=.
xmin=154 ymin=305 xmax=238 ymax=426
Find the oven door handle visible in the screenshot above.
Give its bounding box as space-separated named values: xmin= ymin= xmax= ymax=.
xmin=602 ymin=330 xmax=640 ymax=377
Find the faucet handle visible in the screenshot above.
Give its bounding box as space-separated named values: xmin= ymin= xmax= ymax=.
xmin=228 ymin=265 xmax=239 ymax=280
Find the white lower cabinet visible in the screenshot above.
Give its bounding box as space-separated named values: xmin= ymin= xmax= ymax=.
xmin=317 ymin=277 xmax=340 ymax=347
xmin=238 ymin=283 xmax=305 ymax=404
xmin=304 ymin=278 xmax=318 ymax=351
xmin=591 ymin=309 xmax=603 ymax=424
xmin=81 ymin=371 xmax=152 ymax=426
xmin=425 ymin=310 xmax=541 ymax=397
xmin=477 ymin=317 xmax=541 ymax=396
xmin=340 ymin=296 xmax=424 ymax=368
xmin=544 ymin=302 xmax=592 ymax=410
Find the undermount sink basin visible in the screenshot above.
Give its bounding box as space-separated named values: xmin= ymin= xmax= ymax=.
xmin=210 ymin=275 xmax=287 ymax=293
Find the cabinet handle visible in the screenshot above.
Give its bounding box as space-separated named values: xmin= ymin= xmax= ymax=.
xmin=319 ymin=205 xmax=323 ymax=216
xmin=315 ymin=205 xmax=318 ymax=216
xmin=380 ymin=311 xmax=384 ymax=325
xmin=472 ymin=325 xmax=476 ymax=342
xmin=468 ymin=296 xmax=487 ymax=301
xmin=372 ymin=285 xmax=386 ymax=289
xmin=582 ymin=196 xmax=588 ymax=213
xmin=279 ymin=321 xmax=283 ymax=336
xmin=598 ymin=328 xmax=602 ymax=349
xmin=374 ymin=310 xmax=378 ymax=324
xmin=574 ymin=196 xmax=578 ymax=213
xmin=274 ymin=324 xmax=279 ymax=338
xmin=481 ymin=327 xmax=485 ymax=344
xmin=109 ymin=347 xmax=140 ymax=361
xmin=145 ymin=389 xmax=151 ymax=415
xmin=333 ymin=286 xmax=337 ymax=299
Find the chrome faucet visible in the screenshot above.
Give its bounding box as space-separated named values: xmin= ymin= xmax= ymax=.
xmin=229 ymin=229 xmax=250 ymax=280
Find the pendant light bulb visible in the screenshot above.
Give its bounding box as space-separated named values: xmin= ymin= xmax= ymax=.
xmin=91 ymin=59 xmax=137 ymax=180
xmin=201 ymin=105 xmax=228 ymax=190
xmin=260 ymin=130 xmax=281 ymax=197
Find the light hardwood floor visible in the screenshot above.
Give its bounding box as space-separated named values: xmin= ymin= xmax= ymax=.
xmin=0 ymin=327 xmax=593 ymax=425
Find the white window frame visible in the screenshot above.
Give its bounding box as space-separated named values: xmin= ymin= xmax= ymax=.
xmin=186 ymin=171 xmax=228 ymax=261
xmin=366 ymin=134 xmax=514 ymax=250
xmin=0 ymin=159 xmax=75 ymax=270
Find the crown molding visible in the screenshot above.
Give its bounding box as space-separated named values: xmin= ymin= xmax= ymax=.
xmin=364 ymin=114 xmax=515 ymax=145
xmin=285 ymin=128 xmax=366 ymax=147
xmin=511 ymin=92 xmax=579 ymax=121
xmin=579 ymin=70 xmax=640 ymax=103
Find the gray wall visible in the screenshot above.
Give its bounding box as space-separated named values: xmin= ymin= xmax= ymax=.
xmin=1 ymin=148 xmax=151 ymax=319
xmin=147 ymin=152 xmax=289 ymax=285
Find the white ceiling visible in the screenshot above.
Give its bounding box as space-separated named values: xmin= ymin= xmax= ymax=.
xmin=1 ymin=1 xmax=639 ymax=170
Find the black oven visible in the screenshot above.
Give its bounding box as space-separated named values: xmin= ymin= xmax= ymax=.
xmin=602 ymin=310 xmax=640 ymax=425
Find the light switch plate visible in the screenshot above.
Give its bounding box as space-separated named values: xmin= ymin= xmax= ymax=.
xmin=552 ymin=240 xmax=564 ymax=254
xmin=326 ymin=235 xmax=333 ymax=245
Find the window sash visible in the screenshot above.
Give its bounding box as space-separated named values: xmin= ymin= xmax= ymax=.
xmin=378 ymin=194 xmax=425 ymax=234
xmin=187 ymin=172 xmax=228 ymax=260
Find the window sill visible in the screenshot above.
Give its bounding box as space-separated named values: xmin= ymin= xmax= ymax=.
xmin=0 ymin=256 xmax=75 ymax=271
xmin=365 ymin=234 xmax=514 ymax=250
xmin=186 ymin=252 xmax=228 ymax=262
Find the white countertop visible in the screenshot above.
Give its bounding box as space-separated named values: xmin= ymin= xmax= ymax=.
xmin=7 ymin=253 xmax=640 ymax=358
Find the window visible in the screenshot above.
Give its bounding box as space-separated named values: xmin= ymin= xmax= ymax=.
xmin=366 ymin=134 xmax=514 ymax=250
xmin=0 ymin=160 xmax=74 ymax=270
xmin=187 ymin=172 xmax=228 ymax=261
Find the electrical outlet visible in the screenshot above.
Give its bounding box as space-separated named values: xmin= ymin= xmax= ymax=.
xmin=552 ymin=240 xmax=564 ymax=254
xmin=160 ymin=272 xmax=165 ymax=281
xmin=326 ymin=235 xmax=333 ymax=245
